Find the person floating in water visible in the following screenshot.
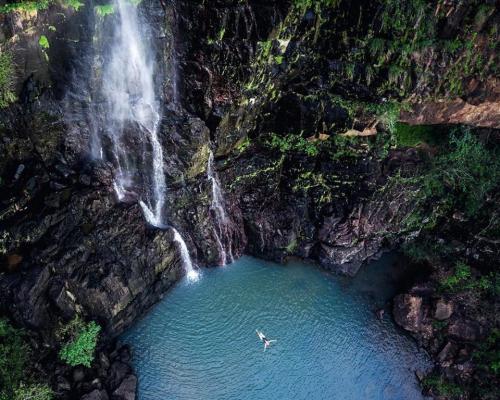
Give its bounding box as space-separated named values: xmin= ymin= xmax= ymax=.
xmin=256 ymin=330 xmax=276 ymax=351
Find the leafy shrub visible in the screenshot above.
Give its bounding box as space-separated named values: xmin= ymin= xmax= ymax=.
xmin=440 ymin=261 xmax=499 ymax=295
xmin=0 ymin=318 xmax=27 ymax=397
xmin=38 ymin=35 xmax=50 ymax=49
xmin=473 ymin=329 xmax=500 ymax=375
xmin=12 ymin=383 xmax=53 ymax=400
xmin=0 ymin=51 xmax=16 ymax=108
xmin=402 ymin=128 xmax=499 ymax=229
xmin=266 ymin=133 xmax=319 ymax=157
xmin=0 ymin=0 xmax=83 ymax=14
xmin=59 ymin=318 xmax=101 ymax=367
xmin=425 ymin=130 xmax=498 ymax=217
xmin=0 ymin=0 xmax=51 ymax=14
xmin=440 ymin=261 xmax=472 ymax=291
xmin=393 ymin=123 xmax=445 ymax=148
xmin=0 ymin=317 xmax=53 ymax=400
xmin=95 ymin=4 xmax=115 ymax=17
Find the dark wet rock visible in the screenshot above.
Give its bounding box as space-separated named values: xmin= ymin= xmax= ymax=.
xmin=434 ymin=299 xmax=453 ymax=321
xmin=376 ymin=309 xmax=385 ymax=320
xmin=106 ymin=361 xmax=132 ymax=390
xmin=56 ymin=375 xmax=72 ymax=392
xmin=447 ymin=319 xmax=484 ymax=342
xmin=81 ymin=389 xmax=109 ymax=400
xmin=73 ymin=367 xmax=86 ymax=383
xmin=437 ymin=342 xmax=457 ymax=365
xmin=111 ymin=374 xmax=137 ymax=400
xmin=99 ymin=352 xmax=111 ymax=371
xmin=393 ymin=294 xmax=424 ymax=333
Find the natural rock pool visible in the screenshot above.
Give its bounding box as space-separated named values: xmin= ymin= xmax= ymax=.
xmin=122 ymin=255 xmax=431 ymax=399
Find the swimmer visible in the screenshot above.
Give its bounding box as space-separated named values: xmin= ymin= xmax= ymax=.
xmin=256 ymin=330 xmax=277 ymax=351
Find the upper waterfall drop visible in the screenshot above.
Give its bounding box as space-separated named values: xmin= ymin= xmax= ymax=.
xmin=100 ymin=0 xmax=166 ymax=227
xmin=86 ymin=0 xmax=198 ymax=278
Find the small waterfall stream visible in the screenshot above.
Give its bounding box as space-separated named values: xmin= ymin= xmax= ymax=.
xmin=207 ymin=151 xmax=233 ymax=265
xmin=172 ymin=228 xmax=199 ymax=281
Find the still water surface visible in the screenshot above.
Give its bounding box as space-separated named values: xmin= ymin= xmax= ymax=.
xmin=122 ymin=255 xmax=431 ymax=399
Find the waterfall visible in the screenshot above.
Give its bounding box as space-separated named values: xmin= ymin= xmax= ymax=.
xmin=100 ymin=0 xmax=165 ymax=226
xmin=85 ymin=0 xmax=197 ymax=279
xmin=172 ymin=228 xmax=199 ymax=281
xmin=207 ymin=151 xmax=233 ymax=265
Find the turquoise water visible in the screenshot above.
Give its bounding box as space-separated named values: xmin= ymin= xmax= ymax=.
xmin=122 ymin=255 xmax=431 ymax=400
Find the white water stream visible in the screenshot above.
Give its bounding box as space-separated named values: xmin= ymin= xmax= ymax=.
xmin=92 ymin=0 xmax=198 ymax=279
xmin=207 ymin=151 xmax=233 ymax=265
xmin=102 ymin=0 xmax=165 ymax=225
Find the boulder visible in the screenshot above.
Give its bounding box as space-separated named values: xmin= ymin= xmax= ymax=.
xmin=56 ymin=375 xmax=71 ymax=392
xmin=111 ymin=374 xmax=137 ymax=400
xmin=437 ymin=342 xmax=456 ymax=364
xmin=81 ymin=389 xmax=109 ymax=400
xmin=393 ymin=294 xmax=423 ymax=333
xmin=106 ymin=361 xmax=131 ymax=390
xmin=73 ymin=367 xmax=86 ymax=383
xmin=448 ymin=320 xmax=483 ymax=342
xmin=434 ymin=299 xmax=453 ymax=320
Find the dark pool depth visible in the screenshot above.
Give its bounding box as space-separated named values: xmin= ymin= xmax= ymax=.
xmin=121 ymin=255 xmax=432 ymax=400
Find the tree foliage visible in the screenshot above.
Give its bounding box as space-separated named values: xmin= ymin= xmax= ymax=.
xmin=59 ymin=318 xmax=101 ymax=368
xmin=0 ymin=317 xmax=53 ymax=400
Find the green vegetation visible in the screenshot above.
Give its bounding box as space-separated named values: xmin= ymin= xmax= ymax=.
xmin=11 ymin=384 xmax=53 ymax=400
xmin=234 ymin=136 xmax=251 ymax=154
xmin=400 ymin=129 xmax=499 ymax=234
xmin=63 ymin=0 xmax=83 ymax=10
xmin=0 ymin=0 xmax=51 ymax=13
xmin=58 ymin=316 xmax=101 ymax=367
xmin=439 ymin=261 xmax=499 ymax=295
xmin=38 ymin=35 xmax=50 ymax=49
xmin=424 ymin=130 xmax=498 ymax=217
xmin=230 ymin=156 xmax=284 ymax=190
xmin=95 ymin=4 xmax=115 ymax=17
xmin=258 ymin=40 xmax=273 ymax=59
xmin=0 ymin=0 xmax=83 ymax=14
xmin=265 ymin=133 xmax=319 ymax=157
xmin=293 ymin=0 xmax=340 ymax=12
xmin=473 ymin=329 xmax=500 ymax=375
xmin=284 ymin=238 xmax=298 ymax=254
xmin=401 ymin=237 xmax=453 ymax=263
xmin=0 ymin=317 xmax=53 ymax=400
xmin=422 ymin=374 xmax=464 ymax=398
xmin=0 ymin=51 xmax=16 ymax=108
xmin=329 ymin=96 xmax=401 ymax=133
xmin=393 ymin=123 xmax=444 ymax=147
xmin=440 ymin=261 xmax=472 ymax=292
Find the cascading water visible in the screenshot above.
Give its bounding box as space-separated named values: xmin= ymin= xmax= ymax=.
xmin=101 ymin=0 xmax=165 ymax=227
xmin=85 ymin=0 xmax=198 ymax=279
xmin=207 ymin=151 xmax=233 ymax=265
xmin=172 ymin=228 xmax=199 ymax=281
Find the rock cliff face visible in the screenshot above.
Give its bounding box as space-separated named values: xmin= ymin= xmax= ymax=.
xmin=0 ymin=0 xmax=498 ymax=399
